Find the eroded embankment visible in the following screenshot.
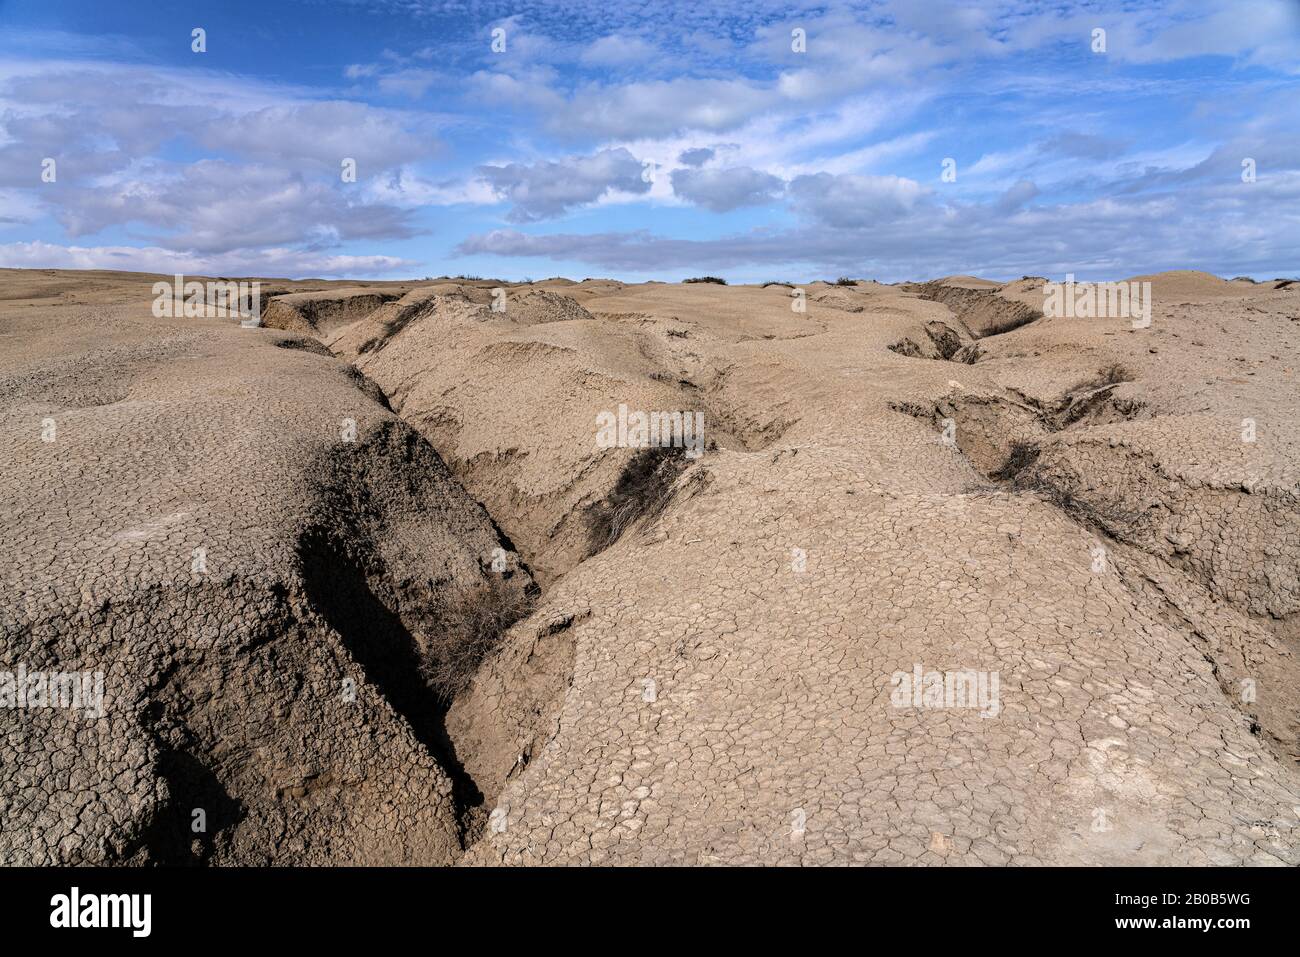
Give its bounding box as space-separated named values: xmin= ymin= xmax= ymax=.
xmin=324 ymin=286 xmax=758 ymax=583
xmin=0 ymin=299 xmax=547 ymax=865
xmin=309 ymin=285 xmax=802 ymax=842
xmin=892 ymin=375 xmax=1300 ymax=767
xmin=2 ymin=420 xmax=540 ymax=864
xmin=324 ymin=282 xmax=1300 ymax=850
xmin=888 ymin=280 xmax=1044 ymax=363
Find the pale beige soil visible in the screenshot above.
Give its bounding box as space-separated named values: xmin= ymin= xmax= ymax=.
xmin=2 ymin=267 xmax=1297 ymax=865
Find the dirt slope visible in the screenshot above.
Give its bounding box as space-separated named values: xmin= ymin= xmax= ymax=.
xmin=445 ymin=277 xmax=1300 ymax=865
xmin=2 ymin=268 xmax=1297 ymax=867
xmin=0 ymin=271 xmax=532 ymax=864
xmin=261 ymin=287 xmax=411 ymax=335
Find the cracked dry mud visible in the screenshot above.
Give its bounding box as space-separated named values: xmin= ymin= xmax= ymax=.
xmin=2 ymin=267 xmax=1297 ymax=866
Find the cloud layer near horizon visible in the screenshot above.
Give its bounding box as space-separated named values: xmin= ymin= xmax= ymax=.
xmin=1 ymin=0 xmax=1297 ymax=281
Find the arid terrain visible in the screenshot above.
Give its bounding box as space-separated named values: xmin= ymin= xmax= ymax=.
xmin=2 ymin=267 xmax=1297 ymax=866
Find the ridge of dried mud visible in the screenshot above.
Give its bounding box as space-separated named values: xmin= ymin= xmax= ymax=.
xmin=2 ymin=268 xmax=1298 ymax=866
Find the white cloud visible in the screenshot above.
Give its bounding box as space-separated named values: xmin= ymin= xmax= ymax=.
xmin=581 ymin=35 xmax=659 ymax=67
xmin=0 ymin=240 xmax=417 ymax=277
xmin=0 ymin=60 xmax=437 ymax=263
xmin=787 ymin=172 xmax=929 ymax=227
xmin=367 ymin=168 xmax=500 ymax=207
xmin=53 ymin=161 xmax=417 ymax=254
xmin=199 ymin=101 xmax=437 ymax=171
xmin=553 ymin=78 xmax=776 ymax=139
xmin=377 ymin=69 xmax=441 ymax=98
xmin=458 ymin=169 xmax=1300 ymax=281
xmin=478 ymin=147 xmax=651 ymax=221
xmin=671 ymin=166 xmax=785 ymax=211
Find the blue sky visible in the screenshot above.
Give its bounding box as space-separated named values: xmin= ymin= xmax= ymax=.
xmin=0 ymin=0 xmax=1296 ymax=281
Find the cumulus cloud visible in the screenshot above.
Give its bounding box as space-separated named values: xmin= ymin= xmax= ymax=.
xmin=52 ymin=161 xmax=417 ymax=254
xmin=367 ymin=168 xmax=500 ymax=207
xmin=478 ymin=147 xmax=650 ymax=222
xmin=466 ymin=67 xmax=568 ymax=114
xmin=671 ymin=166 xmax=785 ymax=211
xmin=995 ymin=179 xmax=1040 ymax=212
xmin=198 ymin=101 xmax=435 ymax=171
xmin=0 ymin=64 xmax=439 ymax=181
xmin=581 ymin=35 xmax=659 ymax=67
xmin=0 ymin=240 xmax=417 ymax=277
xmin=787 ymin=172 xmax=928 ymax=227
xmin=677 ymin=147 xmax=715 ymax=168
xmin=554 ymin=78 xmax=775 ymax=139
xmin=0 ymin=62 xmax=436 ymax=269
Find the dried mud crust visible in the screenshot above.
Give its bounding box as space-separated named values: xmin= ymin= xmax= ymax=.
xmin=3 ymin=270 xmax=1298 ymax=867
xmin=442 ymin=277 xmax=1300 ymax=866
xmin=0 ymin=295 xmax=532 ymax=864
xmin=327 ymin=285 xmax=793 ymax=582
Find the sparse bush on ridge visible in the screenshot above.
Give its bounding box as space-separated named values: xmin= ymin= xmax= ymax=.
xmin=419 ymin=577 xmax=535 ymax=702
xmin=585 ymin=447 xmax=689 ymax=554
xmin=834 ymin=277 xmax=858 ymax=286
xmin=683 ymin=276 xmax=727 ymax=285
xmin=990 ymin=440 xmax=1040 ymax=482
xmin=1072 ymin=364 xmax=1131 ymax=392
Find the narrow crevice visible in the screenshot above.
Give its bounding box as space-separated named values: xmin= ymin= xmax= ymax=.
xmin=905 ymin=280 xmax=1042 ymax=339
xmin=295 ymin=525 xmax=533 ymax=847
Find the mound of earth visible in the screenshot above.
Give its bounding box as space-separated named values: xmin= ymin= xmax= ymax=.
xmin=326 ymin=284 xmax=720 ymax=582
xmin=2 ymin=268 xmax=1297 ymax=867
xmin=1124 ymin=270 xmax=1258 ymax=299
xmin=0 ymin=271 xmax=532 ymax=865
xmin=261 ymin=287 xmax=409 ymax=335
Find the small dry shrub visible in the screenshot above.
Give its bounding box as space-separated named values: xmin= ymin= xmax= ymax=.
xmin=420 ymin=578 xmax=535 ymax=701
xmin=586 ymin=447 xmax=689 ymax=554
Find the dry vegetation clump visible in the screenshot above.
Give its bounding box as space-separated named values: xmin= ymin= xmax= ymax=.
xmin=585 ymin=447 xmax=690 ymax=554
xmin=990 ymin=440 xmax=1041 ymax=482
xmin=683 ymin=276 xmax=727 ymax=285
xmin=420 ymin=578 xmax=536 ymax=702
